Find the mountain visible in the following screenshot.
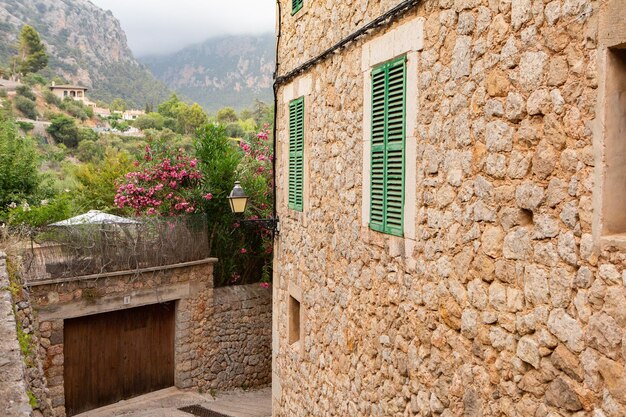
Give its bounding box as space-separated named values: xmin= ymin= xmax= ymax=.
xmin=0 ymin=0 xmax=170 ymax=108
xmin=141 ymin=34 xmax=275 ymax=113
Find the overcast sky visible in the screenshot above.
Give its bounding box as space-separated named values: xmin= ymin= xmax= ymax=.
xmin=89 ymin=0 xmax=275 ymax=56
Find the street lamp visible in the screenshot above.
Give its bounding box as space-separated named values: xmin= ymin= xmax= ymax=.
xmin=227 ymin=181 xmax=249 ymax=214
xmin=228 ymin=181 xmax=280 ymax=233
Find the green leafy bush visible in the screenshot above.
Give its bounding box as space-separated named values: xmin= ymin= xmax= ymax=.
xmin=46 ymin=115 xmax=79 ymax=147
xmin=43 ymin=90 xmax=61 ymax=106
xmin=225 ymin=122 xmax=245 ymax=139
xmin=134 ymin=112 xmax=165 ymax=130
xmin=0 ymin=119 xmax=43 ymax=209
xmin=4 ymin=193 xmax=77 ymax=227
xmin=76 ymin=139 xmax=105 ymax=163
xmin=70 ymin=150 xmax=134 ymax=212
xmin=14 ymin=96 xmax=38 ymax=120
xmin=16 ymin=85 xmax=37 ymax=101
xmin=22 ymin=73 xmax=48 ymax=86
xmin=78 ymin=127 xmax=98 ymax=142
xmin=43 ymin=110 xmax=62 ymax=121
xmin=16 ymin=121 xmax=34 ymax=133
xmin=60 ymin=99 xmax=88 ymax=120
xmin=194 ymin=124 xmax=273 ymax=286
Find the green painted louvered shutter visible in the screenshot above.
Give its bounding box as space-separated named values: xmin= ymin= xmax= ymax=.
xmin=370 ymin=65 xmax=386 ymax=232
xmin=288 ymin=97 xmax=304 ymax=211
xmin=384 ymin=58 xmax=406 ymax=236
xmin=292 ymin=0 xmax=303 ymax=14
xmin=370 ymin=56 xmax=406 ymax=236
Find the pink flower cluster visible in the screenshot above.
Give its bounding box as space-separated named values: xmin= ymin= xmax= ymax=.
xmin=115 ymin=146 xmax=203 ymax=216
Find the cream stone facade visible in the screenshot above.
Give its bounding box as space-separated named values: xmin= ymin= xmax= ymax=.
xmin=49 ymin=84 xmax=87 ymax=102
xmin=273 ymin=0 xmax=626 ymax=416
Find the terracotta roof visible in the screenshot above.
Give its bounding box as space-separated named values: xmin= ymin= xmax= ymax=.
xmin=49 ymin=85 xmax=88 ymax=91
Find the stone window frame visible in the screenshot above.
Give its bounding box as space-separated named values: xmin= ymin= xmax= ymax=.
xmin=361 ymin=16 xmax=424 ymax=243
xmin=281 ymin=75 xmax=313 ymax=222
xmin=593 ymin=2 xmax=626 ymax=251
xmin=287 ymin=281 xmax=304 ymax=356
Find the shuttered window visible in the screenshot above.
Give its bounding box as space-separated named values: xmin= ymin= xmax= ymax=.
xmin=370 ymin=56 xmax=406 ymax=237
xmin=292 ymin=0 xmax=303 ymax=15
xmin=289 ymin=96 xmax=304 ymax=211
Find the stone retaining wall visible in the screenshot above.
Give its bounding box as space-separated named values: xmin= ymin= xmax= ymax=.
xmin=0 ymin=252 xmax=32 ymax=417
xmin=200 ymin=284 xmax=273 ymax=391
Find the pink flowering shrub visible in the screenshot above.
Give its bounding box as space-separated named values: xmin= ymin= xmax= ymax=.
xmin=114 ymin=141 xmax=204 ymax=216
xmin=115 ymin=123 xmax=274 ymax=287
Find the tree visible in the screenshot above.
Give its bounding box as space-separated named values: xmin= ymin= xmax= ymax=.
xmin=194 ymin=124 xmax=274 ymax=286
xmin=216 ymin=107 xmax=238 ymax=124
xmin=13 ymin=25 xmax=48 ymax=75
xmin=134 ymin=112 xmax=165 ymax=131
xmin=46 ymin=115 xmax=79 ymax=148
xmin=157 ymin=94 xmax=182 ymax=119
xmin=72 ymin=149 xmax=134 ymax=211
xmin=251 ymin=100 xmax=273 ymax=127
xmin=225 ymin=122 xmax=245 ymax=139
xmin=178 ymin=103 xmax=208 ymax=134
xmin=109 ymin=98 xmax=127 ymax=112
xmin=0 ymin=118 xmax=42 ymax=209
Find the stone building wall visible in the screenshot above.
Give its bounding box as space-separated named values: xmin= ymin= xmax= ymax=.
xmin=273 ymin=1 xmax=626 ymax=416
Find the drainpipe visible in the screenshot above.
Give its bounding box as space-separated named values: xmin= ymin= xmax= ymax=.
xmin=271 ymin=0 xmax=282 ymax=235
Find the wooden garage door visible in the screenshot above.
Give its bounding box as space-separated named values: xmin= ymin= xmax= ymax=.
xmin=64 ymin=302 xmax=175 ymax=416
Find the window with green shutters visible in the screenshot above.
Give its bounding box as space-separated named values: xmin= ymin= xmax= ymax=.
xmin=289 ymin=96 xmax=304 ymax=212
xmin=370 ymin=56 xmax=406 ymax=237
xmin=292 ymin=0 xmax=303 ymax=15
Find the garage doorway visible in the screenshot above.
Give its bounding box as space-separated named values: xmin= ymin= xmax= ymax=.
xmin=64 ymin=302 xmax=175 ymax=416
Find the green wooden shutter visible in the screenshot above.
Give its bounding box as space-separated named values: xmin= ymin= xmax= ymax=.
xmin=370 ymin=66 xmax=386 ymax=232
xmin=289 ymin=97 xmax=304 ymax=212
xmin=292 ymin=0 xmax=303 ymax=15
xmin=370 ymin=56 xmax=406 ymax=236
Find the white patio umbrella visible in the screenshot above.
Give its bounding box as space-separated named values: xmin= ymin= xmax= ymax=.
xmin=49 ymin=210 xmax=140 ymax=226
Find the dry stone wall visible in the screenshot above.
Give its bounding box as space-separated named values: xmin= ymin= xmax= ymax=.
xmin=273 ymin=0 xmax=626 ymax=416
xmin=0 ymin=252 xmax=32 ymax=417
xmin=199 ymin=285 xmax=272 ymax=391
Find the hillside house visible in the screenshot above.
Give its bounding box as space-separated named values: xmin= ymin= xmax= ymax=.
xmin=122 ymin=109 xmax=145 ymax=120
xmin=272 ymin=0 xmax=626 ymax=416
xmin=49 ymin=83 xmax=88 ymax=102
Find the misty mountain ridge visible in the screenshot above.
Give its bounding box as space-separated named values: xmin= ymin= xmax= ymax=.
xmin=140 ymin=33 xmax=275 ymax=112
xmin=0 ymin=0 xmax=171 ymax=108
xmin=0 ymin=0 xmax=275 ymax=112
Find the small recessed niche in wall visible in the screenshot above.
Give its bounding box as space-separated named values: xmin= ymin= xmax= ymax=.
xmin=602 ymin=45 xmax=626 ymax=236
xmin=288 ymin=295 xmax=300 ymax=345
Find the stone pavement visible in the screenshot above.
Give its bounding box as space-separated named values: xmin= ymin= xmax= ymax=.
xmin=75 ymin=386 xmax=272 ymax=417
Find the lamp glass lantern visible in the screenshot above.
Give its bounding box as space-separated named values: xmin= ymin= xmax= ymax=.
xmin=228 ymin=181 xmax=249 ymax=214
